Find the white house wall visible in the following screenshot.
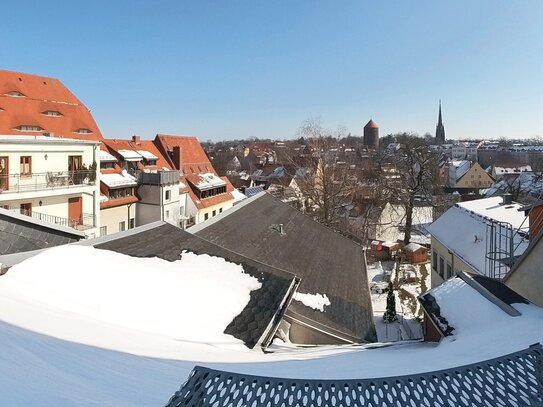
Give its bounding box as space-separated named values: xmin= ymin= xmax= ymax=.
xmin=0 ymin=138 xmax=100 ymax=237
xmin=100 ymin=204 xmax=136 ymax=236
xmin=136 ymin=183 xmax=180 ymax=227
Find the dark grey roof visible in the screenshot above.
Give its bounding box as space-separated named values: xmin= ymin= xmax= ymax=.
xmin=470 ymin=273 xmax=529 ymax=306
xmin=95 ymin=223 xmax=296 ymax=348
xmin=166 ymin=343 xmax=543 ymax=407
xmin=190 ymin=192 xmax=377 ymax=343
xmin=0 ymin=210 xmax=81 ymax=255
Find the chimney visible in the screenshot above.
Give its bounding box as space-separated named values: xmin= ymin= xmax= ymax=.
xmin=502 ymin=194 xmax=512 ymax=205
xmin=172 ymin=146 xmax=182 ymax=170
xmin=132 ymin=135 xmax=141 ymax=143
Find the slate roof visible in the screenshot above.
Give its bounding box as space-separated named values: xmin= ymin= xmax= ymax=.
xmin=0 ymin=208 xmax=82 ymax=255
xmin=190 ymin=192 xmax=377 ymax=343
xmin=94 ymin=222 xmax=296 ymax=348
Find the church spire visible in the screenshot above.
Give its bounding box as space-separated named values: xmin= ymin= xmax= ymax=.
xmin=436 ymin=100 xmax=445 ymax=143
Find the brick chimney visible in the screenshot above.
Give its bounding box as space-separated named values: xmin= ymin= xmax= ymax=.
xmin=172 ymin=146 xmax=183 ymax=170
xmin=132 ymin=135 xmax=141 ymax=143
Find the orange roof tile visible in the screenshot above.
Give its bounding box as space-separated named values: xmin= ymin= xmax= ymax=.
xmin=154 ymin=134 xmax=215 ymax=175
xmin=102 ymin=137 xmax=172 ymax=170
xmin=0 ymin=69 xmax=103 ymax=139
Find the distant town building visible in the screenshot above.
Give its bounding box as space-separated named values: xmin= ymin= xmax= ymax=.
xmin=435 ymin=101 xmax=445 ymax=144
xmin=363 ymin=119 xmax=379 ymax=149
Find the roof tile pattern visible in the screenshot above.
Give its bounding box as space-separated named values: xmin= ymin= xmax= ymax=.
xmin=0 ymin=70 xmax=102 ymax=139
xmin=193 ymin=193 xmax=377 ymax=342
xmin=0 ymin=211 xmax=80 ymax=255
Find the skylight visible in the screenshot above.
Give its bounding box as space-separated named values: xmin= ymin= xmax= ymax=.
xmin=14 ymin=125 xmax=43 ymax=132
xmin=42 ymin=110 xmax=63 ymax=117
xmin=4 ymin=91 xmax=25 ymax=97
xmin=74 ymin=128 xmax=92 ymax=134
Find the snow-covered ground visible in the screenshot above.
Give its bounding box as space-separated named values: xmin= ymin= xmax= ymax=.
xmin=1 ymin=246 xmax=543 ymax=406
xmin=367 ymin=261 xmax=428 ymax=342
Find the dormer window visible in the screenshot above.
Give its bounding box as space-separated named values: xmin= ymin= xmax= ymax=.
xmin=74 ymin=128 xmax=92 ymax=134
xmin=42 ymin=110 xmax=62 ymax=117
xmin=15 ymin=125 xmax=43 ymax=132
xmin=146 ymin=159 xmax=157 ymax=166
xmin=5 ymin=91 xmax=25 ymax=97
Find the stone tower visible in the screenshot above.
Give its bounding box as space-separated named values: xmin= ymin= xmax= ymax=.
xmin=363 ymin=119 xmax=379 ymax=149
xmin=435 ymin=101 xmax=446 ymax=144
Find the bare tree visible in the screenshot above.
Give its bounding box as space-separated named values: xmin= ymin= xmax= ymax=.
xmin=293 ymin=119 xmax=357 ymax=227
xmin=383 ymin=133 xmax=440 ymax=244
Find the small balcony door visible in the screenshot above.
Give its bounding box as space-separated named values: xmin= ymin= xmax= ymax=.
xmin=68 ymin=197 xmax=82 ymax=227
xmin=0 ymin=157 xmax=8 ymax=190
xmin=68 ymin=156 xmax=83 ymax=171
xmin=20 ymin=202 xmax=32 ymax=216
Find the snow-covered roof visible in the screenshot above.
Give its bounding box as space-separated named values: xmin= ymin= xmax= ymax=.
xmin=195 ymin=173 xmax=226 ymax=190
xmin=427 ymin=197 xmax=529 ymax=275
xmin=99 ymin=150 xmax=117 ymax=162
xmin=231 ymin=188 xmax=247 ymax=203
xmin=137 ymin=150 xmax=158 ymax=161
xmin=375 ymin=203 xmax=433 ymax=244
xmin=493 ymin=165 xmax=532 ymax=175
xmin=404 ymin=242 xmax=425 ymax=252
xmin=457 ymin=196 xmax=527 ymax=229
xmin=451 ymin=160 xmax=471 ymax=181
xmin=100 ymin=172 xmax=138 ymax=188
xmin=117 ymin=149 xmax=143 ymax=161
xmin=0 ymin=237 xmax=543 ymax=404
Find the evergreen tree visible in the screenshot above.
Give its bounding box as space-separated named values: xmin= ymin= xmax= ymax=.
xmin=383 ymin=282 xmax=397 ymax=322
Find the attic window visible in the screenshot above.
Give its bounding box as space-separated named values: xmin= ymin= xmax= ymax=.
xmin=190 ymin=167 xmax=195 ymax=174
xmin=15 ymin=125 xmax=43 ymax=132
xmin=5 ymin=91 xmax=25 ymax=97
xmin=42 ymin=110 xmax=62 ymax=117
xmin=74 ymin=128 xmax=92 ymax=134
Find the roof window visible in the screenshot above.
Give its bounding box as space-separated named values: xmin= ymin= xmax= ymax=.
xmin=73 ymin=128 xmax=92 ymax=134
xmin=5 ymin=91 xmax=25 ymax=97
xmin=15 ymin=125 xmax=43 ymax=132
xmin=42 ymin=110 xmax=62 ymax=117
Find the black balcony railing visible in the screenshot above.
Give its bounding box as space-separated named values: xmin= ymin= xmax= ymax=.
xmin=4 ymin=206 xmax=96 ymax=230
xmin=0 ymin=170 xmax=97 ymax=194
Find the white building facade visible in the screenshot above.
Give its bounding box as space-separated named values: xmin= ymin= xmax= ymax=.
xmin=0 ymin=135 xmax=101 ymax=238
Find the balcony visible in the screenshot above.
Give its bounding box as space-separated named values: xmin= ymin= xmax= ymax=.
xmin=0 ymin=170 xmax=97 ymax=194
xmin=3 ymin=206 xmax=96 ymax=231
xmin=136 ymin=170 xmax=180 ymax=186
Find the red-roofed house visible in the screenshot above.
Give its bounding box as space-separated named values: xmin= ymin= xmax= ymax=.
xmin=99 ymin=136 xmax=180 ymax=234
xmin=0 ymin=69 xmax=103 ymax=139
xmin=154 ymin=134 xmax=235 ymax=225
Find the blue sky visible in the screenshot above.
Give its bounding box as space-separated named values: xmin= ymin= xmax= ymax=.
xmin=2 ymin=1 xmax=543 ymax=141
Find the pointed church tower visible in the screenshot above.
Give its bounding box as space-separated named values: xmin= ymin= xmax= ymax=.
xmin=435 ymin=101 xmax=446 ymax=144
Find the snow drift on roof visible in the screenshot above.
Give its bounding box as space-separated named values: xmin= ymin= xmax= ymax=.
xmin=1 ymin=245 xmax=261 ymax=345
xmin=99 ymin=150 xmax=117 ymax=162
xmin=100 ymin=172 xmax=138 ymax=188
xmin=137 ymin=150 xmax=158 ymax=160
xmin=195 ymin=173 xmax=226 ymax=190
xmin=117 ymin=149 xmax=142 ymax=161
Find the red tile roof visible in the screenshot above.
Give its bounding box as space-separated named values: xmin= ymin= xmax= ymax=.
xmin=0 ymin=70 xmax=103 ymax=139
xmin=102 ymin=137 xmax=172 ymax=170
xmin=154 ymin=134 xmax=235 ymax=209
xmin=154 ymin=134 xmax=215 ymax=175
